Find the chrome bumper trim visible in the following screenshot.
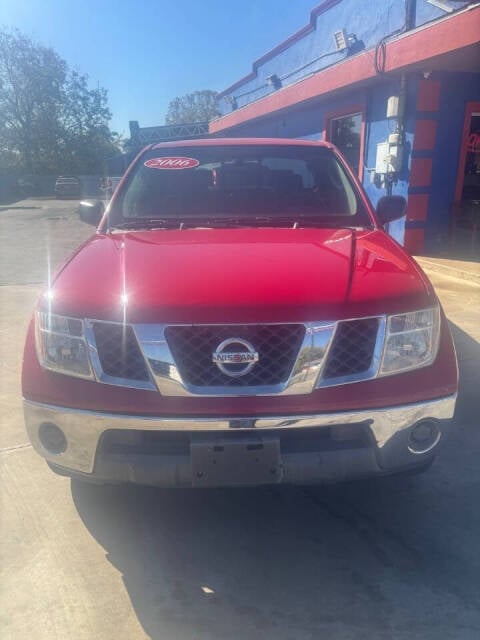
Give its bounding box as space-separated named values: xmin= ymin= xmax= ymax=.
xmin=24 ymin=395 xmax=456 ymax=474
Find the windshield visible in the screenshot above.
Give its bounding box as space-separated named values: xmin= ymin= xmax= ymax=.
xmin=109 ymin=145 xmax=372 ymax=228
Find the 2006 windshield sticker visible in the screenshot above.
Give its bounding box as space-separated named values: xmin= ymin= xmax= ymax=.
xmin=144 ymin=157 xmax=200 ymax=170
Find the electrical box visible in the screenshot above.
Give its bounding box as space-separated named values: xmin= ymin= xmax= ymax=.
xmin=376 ymin=138 xmax=404 ymax=175
xmin=387 ymin=94 xmax=406 ymax=119
xmin=375 ymin=142 xmax=389 ymax=174
xmin=388 ymin=144 xmax=403 ymax=172
xmin=388 ymin=133 xmax=404 ymax=172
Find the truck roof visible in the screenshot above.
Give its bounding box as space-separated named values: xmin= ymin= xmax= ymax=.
xmin=151 ymin=137 xmax=334 ymax=150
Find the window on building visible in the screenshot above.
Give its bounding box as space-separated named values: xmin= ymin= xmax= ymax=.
xmin=461 ymin=112 xmax=480 ymax=202
xmin=329 ymin=112 xmax=362 ymax=176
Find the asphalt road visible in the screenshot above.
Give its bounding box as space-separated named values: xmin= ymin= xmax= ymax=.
xmin=1 ymin=199 xmax=480 ymax=640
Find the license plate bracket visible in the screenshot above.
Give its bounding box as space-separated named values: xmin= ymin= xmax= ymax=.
xmin=191 ymin=435 xmax=282 ymax=487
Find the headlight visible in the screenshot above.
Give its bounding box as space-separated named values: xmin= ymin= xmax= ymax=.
xmin=35 ymin=312 xmax=94 ymax=379
xmin=379 ymin=307 xmax=440 ymax=376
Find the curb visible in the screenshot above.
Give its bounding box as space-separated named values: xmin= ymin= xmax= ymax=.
xmin=414 ymin=257 xmax=480 ymax=286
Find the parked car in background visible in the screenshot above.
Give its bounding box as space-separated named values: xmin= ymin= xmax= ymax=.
xmin=23 ymin=138 xmax=458 ymax=488
xmin=54 ymin=176 xmax=81 ymax=199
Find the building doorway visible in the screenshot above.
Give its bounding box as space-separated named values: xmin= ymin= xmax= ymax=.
xmin=324 ymin=105 xmax=365 ymax=179
xmin=453 ymin=102 xmax=480 ymax=254
xmin=330 ymin=113 xmax=362 ymax=175
xmin=456 ymin=105 xmax=480 ymax=203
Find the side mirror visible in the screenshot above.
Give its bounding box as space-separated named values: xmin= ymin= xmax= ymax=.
xmin=78 ymin=200 xmax=105 ymax=226
xmin=376 ymin=195 xmax=407 ymax=225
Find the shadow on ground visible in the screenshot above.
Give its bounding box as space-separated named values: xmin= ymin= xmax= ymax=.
xmin=0 ymin=205 xmax=42 ymax=211
xmin=421 ymin=241 xmax=480 ymax=263
xmin=0 ymin=196 xmax=21 ymax=206
xmin=71 ymin=318 xmax=480 ymax=640
xmin=449 ymin=321 xmax=480 ymax=426
xmin=72 ymin=467 xmax=480 ymax=640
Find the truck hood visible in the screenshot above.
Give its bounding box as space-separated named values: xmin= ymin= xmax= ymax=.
xmin=46 ymin=227 xmax=434 ymax=323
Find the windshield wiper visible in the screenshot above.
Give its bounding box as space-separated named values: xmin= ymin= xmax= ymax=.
xmin=186 ymin=215 xmax=368 ymax=230
xmin=108 ymin=215 xmax=369 ymax=231
xmin=291 ymin=216 xmax=368 ymax=230
xmin=187 ymin=216 xmax=266 ymax=227
xmin=108 ymin=217 xmax=253 ymax=231
xmin=181 ymin=216 xmax=299 ymax=228
xmin=108 ymin=218 xmax=181 ymax=231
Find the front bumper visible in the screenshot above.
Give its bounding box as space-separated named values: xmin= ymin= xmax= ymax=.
xmin=24 ymin=395 xmax=456 ymax=487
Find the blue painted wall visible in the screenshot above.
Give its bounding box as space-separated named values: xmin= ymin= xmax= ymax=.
xmin=218 ymin=0 xmax=471 ymax=116
xmin=361 ymin=76 xmax=419 ymax=245
xmin=415 ymin=0 xmax=470 ymax=26
xmin=425 ymin=72 xmax=480 ymax=250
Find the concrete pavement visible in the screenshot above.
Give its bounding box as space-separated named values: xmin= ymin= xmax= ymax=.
xmin=1 ymin=201 xmax=480 ymax=639
xmin=415 ymin=255 xmax=480 ymax=286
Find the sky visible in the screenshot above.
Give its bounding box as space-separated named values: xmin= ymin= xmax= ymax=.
xmin=0 ymin=0 xmax=319 ymax=137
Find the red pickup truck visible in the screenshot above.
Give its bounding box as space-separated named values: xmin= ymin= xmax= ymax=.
xmin=22 ymin=138 xmax=457 ymax=487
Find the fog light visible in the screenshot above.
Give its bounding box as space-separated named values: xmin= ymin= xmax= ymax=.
xmin=408 ymin=420 xmax=441 ymax=454
xmin=38 ymin=422 xmax=67 ymax=454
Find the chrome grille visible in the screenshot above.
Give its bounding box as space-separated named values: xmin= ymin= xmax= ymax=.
xmin=92 ymin=323 xmax=149 ymax=381
xmin=323 ymin=318 xmax=379 ymax=380
xmin=165 ymin=324 xmax=305 ymax=387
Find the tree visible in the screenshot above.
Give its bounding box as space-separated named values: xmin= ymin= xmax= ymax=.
xmin=0 ymin=29 xmax=66 ymax=174
xmin=60 ymin=71 xmax=120 ymax=174
xmin=0 ymin=28 xmax=120 ymax=175
xmin=165 ymin=90 xmax=219 ymax=125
